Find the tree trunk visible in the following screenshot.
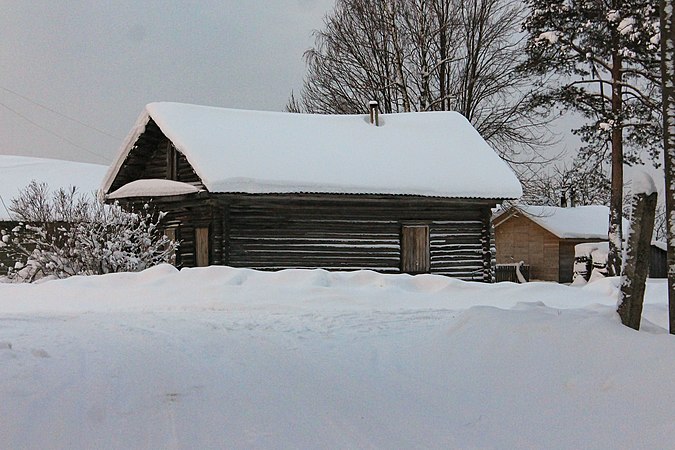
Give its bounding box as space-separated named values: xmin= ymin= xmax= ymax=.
xmin=436 ymin=1 xmax=448 ymax=111
xmin=617 ymin=190 xmax=657 ymax=330
xmin=607 ymin=48 xmax=624 ymax=277
xmin=385 ymin=2 xmax=412 ymax=112
xmin=661 ymin=0 xmax=675 ymax=333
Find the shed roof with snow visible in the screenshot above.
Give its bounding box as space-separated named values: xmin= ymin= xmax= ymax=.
xmin=517 ymin=205 xmax=630 ymax=239
xmin=495 ymin=205 xmax=627 ymax=240
xmin=102 ymin=102 xmax=522 ymax=200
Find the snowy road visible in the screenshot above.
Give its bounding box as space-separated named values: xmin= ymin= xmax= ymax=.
xmin=1 ymin=266 xmax=675 ymax=449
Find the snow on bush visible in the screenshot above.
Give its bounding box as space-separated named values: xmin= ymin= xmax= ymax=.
xmin=2 ymin=181 xmax=177 ymax=282
xmin=573 ymin=242 xmax=609 ymax=284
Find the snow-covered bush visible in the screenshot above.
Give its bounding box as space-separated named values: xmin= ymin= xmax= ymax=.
xmin=2 ymin=182 xmax=177 ymax=282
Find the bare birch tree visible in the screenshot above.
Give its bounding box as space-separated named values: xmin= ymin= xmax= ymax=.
xmin=289 ymin=0 xmax=551 ymax=161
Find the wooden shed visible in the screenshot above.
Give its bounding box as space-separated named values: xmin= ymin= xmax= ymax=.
xmin=493 ymin=205 xmax=626 ymax=283
xmin=101 ymin=102 xmax=522 ymax=281
xmin=650 ymin=241 xmax=668 ymax=278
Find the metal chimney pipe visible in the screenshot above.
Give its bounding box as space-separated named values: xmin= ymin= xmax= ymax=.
xmin=368 ymin=101 xmax=379 ymax=126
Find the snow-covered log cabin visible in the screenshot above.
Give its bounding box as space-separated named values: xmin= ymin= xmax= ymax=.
xmin=101 ymin=102 xmax=522 ymax=281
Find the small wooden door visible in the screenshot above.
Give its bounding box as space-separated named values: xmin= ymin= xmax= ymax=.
xmin=401 ymin=225 xmax=430 ymax=274
xmin=195 ymin=227 xmax=210 ymax=267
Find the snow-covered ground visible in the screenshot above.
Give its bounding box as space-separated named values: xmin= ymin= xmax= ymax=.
xmin=0 ymin=155 xmax=107 ymax=220
xmin=1 ymin=266 xmax=674 ymax=449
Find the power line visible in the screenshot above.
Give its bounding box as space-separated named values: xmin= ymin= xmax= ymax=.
xmin=0 ymin=194 xmax=12 ymax=220
xmin=0 ymin=101 xmax=110 ymax=163
xmin=0 ymin=85 xmax=121 ymax=140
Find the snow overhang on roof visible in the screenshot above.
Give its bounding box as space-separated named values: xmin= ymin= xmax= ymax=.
xmin=107 ymin=179 xmax=200 ymax=199
xmin=102 ymin=102 xmax=523 ymax=200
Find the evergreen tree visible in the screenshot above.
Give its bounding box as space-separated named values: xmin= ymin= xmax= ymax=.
xmin=522 ymin=0 xmax=661 ymax=275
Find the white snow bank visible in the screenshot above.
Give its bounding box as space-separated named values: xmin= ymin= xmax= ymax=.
xmin=0 ymin=264 xmax=627 ymax=315
xmin=0 ymin=155 xmax=107 ymax=220
xmin=107 ymin=179 xmax=200 ymax=199
xmin=102 ymin=102 xmax=523 ymax=199
xmin=1 ymin=266 xmax=674 ymax=449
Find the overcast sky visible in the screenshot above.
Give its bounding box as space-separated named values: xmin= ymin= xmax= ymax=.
xmin=0 ymin=1 xmax=335 ymax=164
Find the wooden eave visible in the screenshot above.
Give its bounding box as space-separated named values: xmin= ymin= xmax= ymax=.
xmin=492 ymin=207 xmax=520 ymax=228
xmin=108 ymin=119 xmax=167 ymax=193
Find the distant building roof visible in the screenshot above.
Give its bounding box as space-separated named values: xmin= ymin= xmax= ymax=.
xmin=102 ymin=102 xmax=522 ymax=199
xmin=0 ymin=155 xmax=107 ymax=221
xmin=496 ymin=205 xmax=627 ymax=240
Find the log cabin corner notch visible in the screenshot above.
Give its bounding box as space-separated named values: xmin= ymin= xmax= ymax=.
xmin=101 ymin=102 xmax=522 ymax=281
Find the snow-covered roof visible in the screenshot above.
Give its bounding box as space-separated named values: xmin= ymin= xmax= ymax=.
xmin=102 ymin=102 xmax=522 ymax=199
xmin=0 ymin=155 xmax=108 ymax=221
xmin=502 ymin=205 xmax=624 ymax=239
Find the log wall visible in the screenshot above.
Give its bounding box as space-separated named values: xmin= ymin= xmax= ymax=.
xmin=221 ymin=195 xmax=493 ymax=281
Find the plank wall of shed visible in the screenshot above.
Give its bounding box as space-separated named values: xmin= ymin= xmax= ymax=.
xmin=495 ymin=214 xmax=560 ymax=281
xmin=650 ymin=246 xmax=668 ymax=278
xmin=220 ymin=195 xmax=494 ymax=281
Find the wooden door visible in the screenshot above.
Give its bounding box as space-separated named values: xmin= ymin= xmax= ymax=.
xmin=195 ymin=227 xmax=210 ymax=267
xmin=401 ymin=225 xmax=430 ymax=274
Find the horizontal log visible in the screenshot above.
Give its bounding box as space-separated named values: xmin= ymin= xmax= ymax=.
xmin=230 ymin=237 xmax=400 ymax=245
xmin=231 ymin=248 xmax=400 ymax=255
xmin=230 ymin=247 xmax=399 ymax=254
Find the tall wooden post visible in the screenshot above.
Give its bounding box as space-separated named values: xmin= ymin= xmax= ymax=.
xmin=618 ymin=188 xmax=657 ymax=330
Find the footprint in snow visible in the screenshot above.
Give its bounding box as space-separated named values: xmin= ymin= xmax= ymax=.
xmin=31 ymin=348 xmax=50 ymax=358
